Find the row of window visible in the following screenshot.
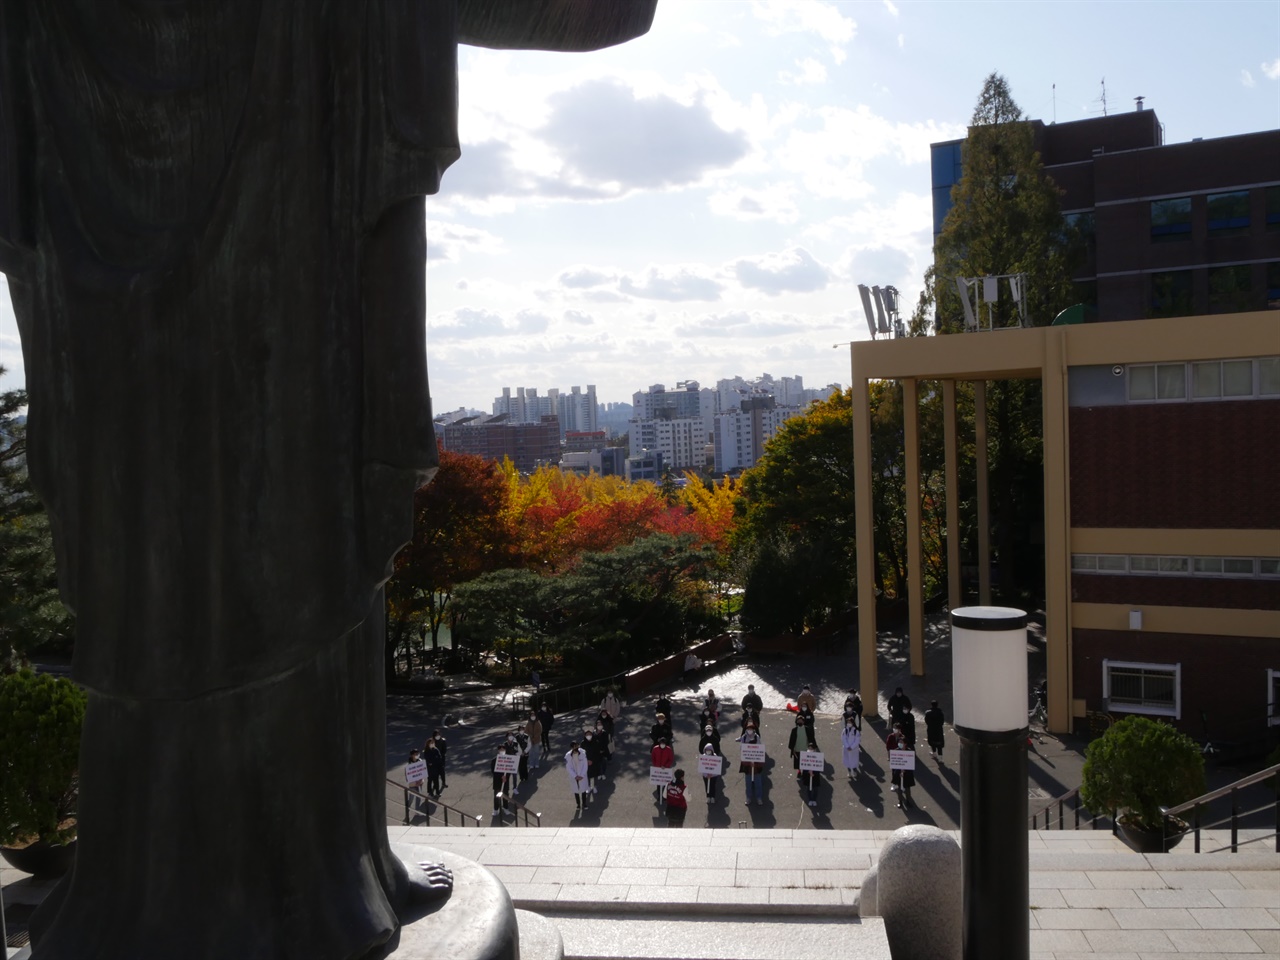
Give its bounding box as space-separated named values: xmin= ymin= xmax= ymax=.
xmin=1104 ymin=662 xmax=1280 ymax=726
xmin=1072 ymin=554 xmax=1280 ymax=578
xmin=1126 ymin=357 xmax=1280 ymax=401
xmin=1149 ymin=262 xmax=1280 ymax=317
xmin=1150 ymin=186 xmax=1280 ymax=242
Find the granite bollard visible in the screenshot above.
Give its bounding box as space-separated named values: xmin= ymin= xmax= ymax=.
xmin=876 ymin=825 xmax=961 ymax=960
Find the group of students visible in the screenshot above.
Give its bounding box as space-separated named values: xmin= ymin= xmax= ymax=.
xmin=882 ymin=686 xmax=947 ymax=810
xmin=402 ymin=729 xmax=449 ymax=820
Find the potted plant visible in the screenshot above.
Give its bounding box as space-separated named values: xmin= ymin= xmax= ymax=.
xmin=1079 ymin=714 xmax=1206 ymax=852
xmin=0 ymin=669 xmax=86 ymax=877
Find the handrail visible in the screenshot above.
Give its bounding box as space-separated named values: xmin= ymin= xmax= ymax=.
xmin=387 ymin=779 xmax=483 ymax=828
xmin=1027 ymin=786 xmax=1115 ymax=834
xmin=1163 ymin=763 xmax=1279 ymax=816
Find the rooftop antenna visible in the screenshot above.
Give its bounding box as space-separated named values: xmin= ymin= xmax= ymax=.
xmin=1098 ymin=76 xmax=1107 ymax=117
xmin=1052 ymin=82 xmax=1056 ymax=124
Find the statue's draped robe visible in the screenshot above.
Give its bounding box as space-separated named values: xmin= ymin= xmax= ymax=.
xmin=0 ymin=2 xmax=655 ymax=956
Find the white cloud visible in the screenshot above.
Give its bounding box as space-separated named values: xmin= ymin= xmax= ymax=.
xmin=542 ymin=79 xmax=750 ymax=190
xmin=779 ymin=58 xmax=828 ymax=86
xmin=559 ymin=267 xmax=616 ymax=289
xmin=1240 ymin=69 xmax=1256 ymax=88
xmin=707 ymin=183 xmax=801 ymax=223
xmin=734 ymin=248 xmax=830 ymax=295
xmin=618 ymin=265 xmax=725 ymax=302
xmin=897 ymin=33 xmax=905 ymax=50
xmin=751 ymin=1 xmax=857 ymax=64
xmin=426 ymin=220 xmax=505 ymax=262
xmin=884 ymin=0 xmax=900 ymax=16
xmin=564 ymin=310 xmax=595 ymax=327
xmin=1263 ymin=58 xmax=1280 ymax=80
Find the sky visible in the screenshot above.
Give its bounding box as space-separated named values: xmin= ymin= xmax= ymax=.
xmin=1 ymin=1 xmax=1278 ymax=413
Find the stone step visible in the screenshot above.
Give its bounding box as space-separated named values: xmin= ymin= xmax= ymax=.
xmin=541 ymin=913 xmax=888 ymax=960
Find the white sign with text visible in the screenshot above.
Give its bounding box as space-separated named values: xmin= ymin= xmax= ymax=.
xmin=404 ymin=759 xmax=426 ymax=784
xmin=649 ymin=766 xmax=674 ymax=785
xmin=493 ymin=753 xmax=519 ymax=775
xmin=698 ymin=754 xmax=724 ymax=778
xmin=740 ymin=743 xmax=766 ymax=764
xmin=889 ymin=749 xmax=916 ymax=771
xmin=799 ymin=750 xmax=824 ymax=773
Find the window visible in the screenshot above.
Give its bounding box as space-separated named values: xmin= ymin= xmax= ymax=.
xmin=1128 ymin=363 xmax=1186 ymax=400
xmin=1150 ymin=270 xmax=1194 ymax=318
xmin=1151 ymin=197 xmax=1192 ymax=242
xmin=1207 ymin=190 xmax=1250 ymax=236
xmin=1208 ymin=264 xmax=1253 ymax=314
xmin=1262 ymin=357 xmax=1280 ymax=395
xmin=1270 ymin=670 xmax=1280 ymax=727
xmin=1132 ymin=358 xmax=1277 ymax=402
xmin=1072 ymin=554 xmax=1273 ymax=579
xmin=1105 ymin=660 xmax=1180 ymax=718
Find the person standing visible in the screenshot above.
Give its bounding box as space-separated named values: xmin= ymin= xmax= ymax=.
xmin=788 ymin=714 xmax=821 ymax=807
xmin=740 ymin=705 xmax=761 ymax=733
xmin=665 ymin=769 xmax=688 ymax=827
xmin=491 ymin=741 xmax=516 ymax=818
xmin=424 ymin=738 xmax=444 ymax=799
xmin=900 ymin=709 xmax=917 ymax=750
xmin=849 ymin=690 xmax=864 ymax=731
xmin=537 ymin=701 xmax=555 ymax=754
xmin=565 ymin=741 xmax=590 ymax=815
xmin=737 ymin=722 xmax=765 ymax=805
xmin=924 ymin=699 xmax=946 ymax=760
xmin=514 ymin=726 xmax=531 ymax=785
xmin=600 ymin=688 xmax=622 ymax=722
xmin=583 ymin=727 xmax=604 ymax=795
xmin=698 ymin=723 xmax=721 ymax=756
xmin=524 ymin=710 xmax=543 ymax=770
xmin=404 ymin=748 xmax=424 ymax=823
xmin=655 ymin=692 xmax=673 ymax=717
xmin=741 ymin=684 xmax=763 ymax=714
xmin=431 ymin=728 xmax=449 ymax=790
xmin=596 ymin=710 xmax=615 ymax=760
xmin=700 ymin=742 xmax=724 ymax=804
xmin=887 ymin=686 xmax=912 ymax=724
xmin=841 ymin=716 xmax=861 ymax=780
xmin=705 ymin=689 xmax=720 ymax=724
xmin=650 ymin=712 xmax=673 ymax=746
xmin=886 ymin=723 xmax=915 ymax=809
xmin=650 ymin=736 xmax=674 ymax=804
xmin=796 ymin=683 xmax=817 ymax=714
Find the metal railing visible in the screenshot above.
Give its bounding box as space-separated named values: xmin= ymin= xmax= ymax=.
xmin=1028 ymin=787 xmax=1114 ymax=833
xmin=1162 ymin=762 xmax=1280 ymax=853
xmin=387 ymin=779 xmax=482 ymax=828
xmin=516 ymin=671 xmax=626 ymax=718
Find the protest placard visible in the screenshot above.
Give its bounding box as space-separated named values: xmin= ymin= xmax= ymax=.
xmin=740 ymin=743 xmax=765 ymax=764
xmin=404 ymin=759 xmax=426 ymax=784
xmin=799 ymin=750 xmax=824 ymax=773
xmin=649 ymin=766 xmax=674 ymax=786
xmin=493 ymin=753 xmax=519 ymax=775
xmin=889 ymin=749 xmax=916 ymax=771
xmin=697 ymin=754 xmax=724 ymax=778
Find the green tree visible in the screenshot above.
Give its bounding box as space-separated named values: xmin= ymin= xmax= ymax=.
xmin=926 ymin=72 xmax=1083 ymax=333
xmin=0 ymin=378 xmax=74 ymax=670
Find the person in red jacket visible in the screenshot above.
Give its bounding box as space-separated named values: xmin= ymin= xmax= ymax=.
xmin=665 ymin=769 xmax=688 ymax=827
xmin=651 ymin=737 xmax=675 ymax=804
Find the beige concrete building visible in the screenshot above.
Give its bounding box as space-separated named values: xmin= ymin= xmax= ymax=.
xmin=847 ymin=311 xmax=1279 ymax=739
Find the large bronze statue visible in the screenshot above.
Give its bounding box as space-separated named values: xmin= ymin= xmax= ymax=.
xmin=0 ymin=3 xmax=655 ymax=957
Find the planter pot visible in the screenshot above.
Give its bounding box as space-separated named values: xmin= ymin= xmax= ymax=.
xmin=0 ymin=838 xmax=77 ymax=878
xmin=1118 ymin=816 xmax=1187 ymax=853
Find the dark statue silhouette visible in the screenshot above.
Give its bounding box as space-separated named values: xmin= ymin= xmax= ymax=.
xmin=0 ymin=3 xmax=655 ymax=957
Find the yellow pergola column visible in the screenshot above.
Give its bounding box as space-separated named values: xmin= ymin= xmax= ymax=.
xmin=943 ymin=379 xmax=962 ymax=613
xmin=851 ymin=352 xmax=879 ymax=716
xmin=903 ymin=378 xmax=924 ymax=676
xmin=1042 ymin=330 xmax=1072 ymax=733
xmin=975 ymin=379 xmax=991 ymax=605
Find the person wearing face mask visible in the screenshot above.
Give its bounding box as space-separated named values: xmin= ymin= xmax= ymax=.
xmin=524 ymin=710 xmax=543 ymax=770
xmin=492 ymin=739 xmax=517 ymax=818
xmin=650 ymin=712 xmax=673 ymax=746
xmin=736 ymin=721 xmax=765 ymax=805
xmin=788 ymin=714 xmax=821 ymax=807
xmin=841 ymin=714 xmax=862 ymax=780
xmin=698 ymin=723 xmax=721 ymax=756
xmin=582 ymin=727 xmax=604 ymax=795
xmin=565 ymin=740 xmax=589 ymax=815
xmin=700 ymin=742 xmax=724 ymax=804
xmin=665 ymin=769 xmax=688 ymax=827
xmin=650 ymin=736 xmax=674 ymax=804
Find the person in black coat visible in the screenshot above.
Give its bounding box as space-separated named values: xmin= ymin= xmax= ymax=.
xmin=424 ymin=738 xmax=445 ymax=798
xmin=697 ymin=724 xmax=721 ymax=756
xmin=740 ymin=705 xmax=761 ymax=733
xmin=655 ymin=693 xmax=673 ymax=717
xmin=924 ymin=699 xmax=946 ymax=759
xmin=740 ymin=684 xmax=763 ymax=713
xmin=582 ymin=727 xmax=605 ymax=794
xmin=536 ymin=701 xmax=555 ymax=753
xmin=596 ymin=710 xmax=615 ymax=759
xmin=787 ymin=715 xmax=821 ymax=806
xmin=650 ymin=712 xmax=673 ymax=745
xmin=899 ymin=710 xmax=917 ymax=750
xmin=887 ymin=686 xmax=912 ymax=723
xmin=427 ymin=728 xmax=449 ymax=789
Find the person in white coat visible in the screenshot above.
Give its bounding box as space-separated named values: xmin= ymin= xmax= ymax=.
xmin=841 ymin=716 xmax=862 ymax=780
xmin=565 ymin=741 xmax=590 ymax=816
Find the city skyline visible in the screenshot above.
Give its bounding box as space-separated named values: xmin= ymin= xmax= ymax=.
xmin=3 ymin=2 xmax=1277 ymax=410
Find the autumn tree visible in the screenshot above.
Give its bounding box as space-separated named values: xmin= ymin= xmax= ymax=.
xmin=384 ymin=449 xmax=516 ymax=679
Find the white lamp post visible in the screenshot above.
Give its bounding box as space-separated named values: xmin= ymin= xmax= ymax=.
xmin=951 ymin=605 xmax=1029 ymax=960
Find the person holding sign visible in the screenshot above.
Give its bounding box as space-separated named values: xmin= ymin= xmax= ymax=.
xmin=665 ymin=769 xmax=689 ymax=827
xmin=737 ymin=722 xmax=766 ymax=805
xmin=650 ymin=737 xmax=675 ymax=804
xmin=841 ymin=716 xmax=862 ymax=780
xmin=699 ymin=742 xmax=725 ymax=804
xmin=788 ymin=715 xmax=822 ymax=807
xmin=403 ymin=749 xmax=426 ymax=823
xmin=491 ymin=740 xmax=519 ymax=818
xmin=565 ymin=741 xmax=590 ymax=816
xmin=885 ymin=723 xmax=916 ymax=810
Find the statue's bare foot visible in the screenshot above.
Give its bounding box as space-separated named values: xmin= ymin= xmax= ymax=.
xmin=404 ymin=859 xmax=453 ymax=904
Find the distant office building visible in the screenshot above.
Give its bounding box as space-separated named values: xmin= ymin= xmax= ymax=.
xmin=439 ymin=414 xmax=560 ymax=473
xmin=625 ymin=449 xmax=665 ymax=483
xmin=563 ymin=430 xmax=609 ymax=453
xmin=931 ymin=107 xmax=1280 ymax=321
xmin=492 ymin=384 xmax=597 ymax=439
xmin=560 ymin=446 xmax=626 ymax=477
xmin=712 ymin=395 xmax=804 ymax=474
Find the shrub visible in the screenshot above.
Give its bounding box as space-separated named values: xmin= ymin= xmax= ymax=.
xmin=0 ymin=670 xmax=86 ymax=846
xmin=1079 ymin=714 xmax=1205 ymax=831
